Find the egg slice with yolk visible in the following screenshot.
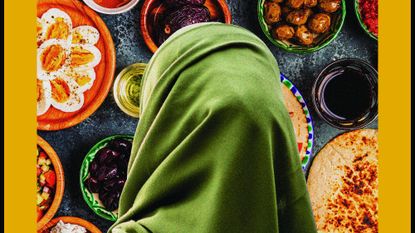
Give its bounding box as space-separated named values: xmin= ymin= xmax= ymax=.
xmin=72 ymin=26 xmax=100 ymax=45
xmin=69 ymin=44 xmax=101 ymax=70
xmin=37 ymin=39 xmax=70 ymax=80
xmin=41 ymin=8 xmax=72 ymax=42
xmin=65 ymin=68 xmax=96 ymax=92
xmin=50 ymin=76 xmax=84 ymax=112
xmin=37 ymin=17 xmax=44 ymax=45
xmin=37 ymin=79 xmax=52 ymax=116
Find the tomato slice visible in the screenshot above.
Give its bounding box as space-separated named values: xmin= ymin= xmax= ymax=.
xmin=37 ymin=207 xmax=44 ymax=221
xmin=297 ymin=142 xmax=303 ymax=153
xmin=38 ymin=151 xmax=48 ymax=161
xmin=44 ymin=170 xmax=56 ymax=187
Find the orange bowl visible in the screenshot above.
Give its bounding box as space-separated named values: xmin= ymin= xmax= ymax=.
xmin=37 ymin=136 xmax=65 ymax=231
xmin=37 ymin=0 xmax=116 ymax=131
xmin=140 ymin=0 xmax=232 ymax=53
xmin=39 ymin=216 xmax=102 ymax=233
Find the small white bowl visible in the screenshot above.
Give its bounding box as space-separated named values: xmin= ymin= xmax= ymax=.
xmin=83 ymin=0 xmax=140 ymax=15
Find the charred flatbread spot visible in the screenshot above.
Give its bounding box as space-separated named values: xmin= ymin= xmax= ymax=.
xmin=353 ymin=153 xmax=368 ymax=162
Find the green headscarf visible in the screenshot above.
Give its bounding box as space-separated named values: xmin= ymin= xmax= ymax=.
xmin=110 ymin=23 xmax=316 ymax=233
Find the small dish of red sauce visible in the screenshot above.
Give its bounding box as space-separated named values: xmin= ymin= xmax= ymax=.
xmin=84 ymin=0 xmax=139 ymax=15
xmin=93 ymin=0 xmax=131 ymax=8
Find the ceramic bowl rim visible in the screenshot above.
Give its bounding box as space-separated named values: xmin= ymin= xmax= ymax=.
xmin=83 ymin=0 xmax=140 ymax=15
xmin=37 ymin=136 xmax=65 ymax=231
xmin=257 ymin=0 xmax=347 ymax=54
xmin=79 ymin=134 xmax=134 ymax=222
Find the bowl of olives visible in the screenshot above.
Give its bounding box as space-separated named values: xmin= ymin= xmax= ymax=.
xmin=258 ymin=0 xmax=346 ymax=53
xmin=80 ymin=135 xmax=133 ymax=221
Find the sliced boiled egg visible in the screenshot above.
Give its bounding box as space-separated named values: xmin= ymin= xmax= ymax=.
xmin=37 ymin=17 xmax=44 ymax=45
xmin=72 ymin=26 xmax=100 ymax=45
xmin=50 ymin=76 xmax=84 ymax=112
xmin=37 ymin=39 xmax=70 ymax=80
xmin=41 ymin=8 xmax=72 ymax=42
xmin=69 ymin=44 xmax=101 ymax=70
xmin=65 ymin=68 xmax=96 ymax=92
xmin=37 ymin=79 xmax=52 ymax=116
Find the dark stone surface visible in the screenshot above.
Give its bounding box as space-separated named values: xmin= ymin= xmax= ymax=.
xmin=38 ymin=0 xmax=377 ymax=231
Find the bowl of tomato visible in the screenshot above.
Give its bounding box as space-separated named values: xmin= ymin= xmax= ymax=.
xmin=37 ymin=136 xmax=65 ymax=231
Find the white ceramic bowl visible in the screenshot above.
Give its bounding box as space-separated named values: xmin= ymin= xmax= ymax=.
xmin=83 ymin=0 xmax=140 ymax=15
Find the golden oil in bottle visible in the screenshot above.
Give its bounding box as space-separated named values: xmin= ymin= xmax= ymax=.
xmin=113 ymin=63 xmax=146 ymax=118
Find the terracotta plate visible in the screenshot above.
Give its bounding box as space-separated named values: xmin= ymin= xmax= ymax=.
xmin=37 ymin=0 xmax=115 ymax=131
xmin=37 ymin=136 xmax=65 ymax=231
xmin=39 ymin=216 xmax=102 ymax=233
xmin=140 ymin=0 xmax=232 ymax=53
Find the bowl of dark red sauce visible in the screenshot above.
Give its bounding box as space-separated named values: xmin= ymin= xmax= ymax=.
xmin=312 ymin=58 xmax=378 ymax=129
xmin=84 ymin=0 xmax=140 ymax=14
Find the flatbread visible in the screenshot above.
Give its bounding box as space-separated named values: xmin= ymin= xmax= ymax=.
xmin=281 ymin=84 xmax=309 ymax=161
xmin=307 ymin=129 xmax=378 ymax=233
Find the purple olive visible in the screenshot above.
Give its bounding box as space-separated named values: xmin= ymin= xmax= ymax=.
xmin=89 ymin=160 xmax=99 ymax=178
xmin=98 ymin=190 xmax=107 ymax=200
xmin=97 ymin=148 xmax=120 ymax=165
xmin=100 ymin=190 xmax=120 ymax=211
xmin=119 ymin=151 xmax=130 ymax=161
xmin=103 ymin=178 xmax=118 ymax=191
xmin=96 ymin=167 xmax=106 ymax=182
xmin=108 ymin=139 xmax=132 ymax=154
xmin=118 ymin=156 xmax=129 ymax=170
xmin=96 ymin=166 xmax=113 ymax=182
xmin=108 ymin=191 xmax=121 ymax=211
xmin=85 ymin=176 xmax=100 ymax=193
xmin=115 ymin=179 xmax=126 ymax=191
xmin=97 ymin=148 xmax=111 ymax=164
xmin=108 ymin=150 xmax=121 ymax=164
xmin=107 ymin=166 xmax=119 ymax=180
xmin=165 ymin=0 xmax=206 ymax=7
xmin=102 ymin=177 xmax=126 ymax=195
xmin=98 ymin=190 xmax=111 ymax=208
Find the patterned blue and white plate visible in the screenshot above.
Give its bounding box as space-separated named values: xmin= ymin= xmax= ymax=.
xmin=280 ymin=73 xmax=314 ymax=172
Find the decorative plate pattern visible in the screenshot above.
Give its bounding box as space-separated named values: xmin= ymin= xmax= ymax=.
xmin=280 ymin=73 xmax=314 ymax=171
xmin=80 ymin=135 xmax=134 ymax=222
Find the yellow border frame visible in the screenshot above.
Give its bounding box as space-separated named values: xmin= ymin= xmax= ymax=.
xmin=378 ymin=0 xmax=411 ymax=232
xmin=4 ymin=0 xmax=37 ymax=232
xmin=3 ymin=0 xmax=411 ymax=232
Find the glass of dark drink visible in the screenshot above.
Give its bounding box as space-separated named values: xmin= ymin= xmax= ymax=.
xmin=312 ymin=58 xmax=378 ymax=129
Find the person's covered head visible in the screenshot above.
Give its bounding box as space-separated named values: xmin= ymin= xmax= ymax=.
xmin=110 ymin=23 xmax=316 ymax=233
